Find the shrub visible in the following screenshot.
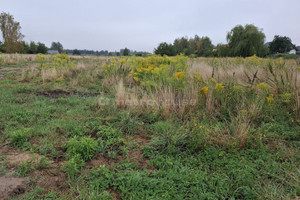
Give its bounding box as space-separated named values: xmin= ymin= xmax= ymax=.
xmin=118 ymin=111 xmax=142 ymax=135
xmin=9 ymin=129 xmax=29 ymax=148
xmin=143 ymin=121 xmax=190 ymax=155
xmin=17 ymin=157 xmax=49 ymax=177
xmin=62 ymin=154 xmax=85 ymax=179
xmin=38 ymin=141 xmax=59 ymax=158
xmin=96 ymin=125 xmax=127 ymax=158
xmin=17 ymin=160 xmax=34 ymax=177
xmin=129 ymin=55 xmax=188 ymax=90
xmin=65 ymin=136 xmax=97 ymax=161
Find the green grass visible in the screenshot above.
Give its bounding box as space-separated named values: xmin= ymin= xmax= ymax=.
xmin=68 ymin=146 xmax=299 ymax=199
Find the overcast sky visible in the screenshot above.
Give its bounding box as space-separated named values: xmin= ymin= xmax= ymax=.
xmin=1 ymin=0 xmax=300 ymax=52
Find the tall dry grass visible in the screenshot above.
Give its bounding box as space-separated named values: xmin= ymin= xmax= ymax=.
xmin=0 ymin=54 xmax=36 ymax=65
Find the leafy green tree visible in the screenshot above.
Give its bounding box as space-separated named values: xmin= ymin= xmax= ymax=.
xmin=0 ymin=12 xmax=24 ymax=53
xmin=171 ymin=35 xmax=213 ymax=56
xmin=28 ymin=41 xmax=37 ymax=54
xmin=72 ymin=49 xmax=81 ymax=55
xmin=37 ymin=42 xmax=48 ymax=54
xmin=154 ymin=42 xmax=175 ymax=56
xmin=173 ymin=37 xmax=189 ymax=55
xmin=214 ymin=44 xmax=231 ymax=57
xmin=50 ymin=42 xmax=63 ymax=53
xmin=269 ymin=35 xmax=295 ymax=53
xmin=227 ymin=24 xmax=267 ymax=57
xmin=123 ymin=48 xmax=130 ymax=56
xmin=196 ymin=36 xmax=213 ymax=57
xmin=187 ymin=35 xmax=200 ymax=56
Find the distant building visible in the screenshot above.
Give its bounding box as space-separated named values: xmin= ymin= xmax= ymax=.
xmin=296 ymin=46 xmax=300 ymax=51
xmin=47 ymin=50 xmax=59 ymax=54
xmin=264 ymin=42 xmax=271 ymax=48
xmin=289 ymin=49 xmax=296 ymax=54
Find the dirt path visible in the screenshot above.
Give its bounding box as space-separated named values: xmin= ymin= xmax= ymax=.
xmin=0 ymin=66 xmax=23 ymax=80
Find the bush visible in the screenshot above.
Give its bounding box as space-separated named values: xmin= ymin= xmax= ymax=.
xmin=129 ymin=55 xmax=188 ymax=90
xmin=62 ymin=154 xmax=85 ymax=179
xmin=143 ymin=121 xmax=190 ymax=156
xmin=17 ymin=157 xmax=49 ymax=177
xmin=65 ymin=136 xmax=97 ymax=161
xmin=118 ymin=111 xmax=141 ymax=135
xmin=9 ymin=129 xmax=29 ymax=148
xmin=96 ymin=125 xmax=127 ymax=158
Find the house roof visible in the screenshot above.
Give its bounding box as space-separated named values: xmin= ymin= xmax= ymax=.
xmin=264 ymin=42 xmax=271 ymax=47
xmin=47 ymin=50 xmax=59 ymax=54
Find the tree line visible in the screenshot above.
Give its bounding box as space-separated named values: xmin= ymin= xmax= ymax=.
xmin=155 ymin=24 xmax=298 ymax=58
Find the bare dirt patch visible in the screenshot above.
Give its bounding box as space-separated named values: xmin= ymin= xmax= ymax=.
xmin=86 ymin=153 xmax=121 ymax=168
xmin=32 ymin=162 xmax=67 ymax=192
xmin=36 ymin=90 xmax=100 ymax=98
xmin=126 ymin=134 xmax=152 ymax=168
xmin=36 ymin=90 xmax=73 ymax=98
xmin=133 ymin=134 xmax=151 ymax=146
xmin=7 ymin=152 xmax=45 ymax=167
xmin=109 ymin=187 xmax=122 ymax=200
xmin=0 ymin=176 xmax=27 ymax=200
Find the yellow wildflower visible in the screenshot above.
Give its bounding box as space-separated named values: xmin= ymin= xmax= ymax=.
xmin=267 ymin=96 xmax=274 ymax=104
xmin=209 ymin=77 xmax=216 ymax=82
xmin=102 ymin=63 xmax=107 ymax=68
xmin=215 ymin=83 xmax=224 ymax=91
xmin=193 ymin=72 xmax=203 ymax=82
xmin=110 ymin=60 xmax=117 ymax=66
xmin=174 ymin=72 xmax=186 ymax=80
xmin=200 ymin=86 xmax=208 ymax=96
xmin=152 ymin=67 xmax=161 ymax=74
xmin=133 ymin=77 xmax=139 ymax=82
xmin=256 ymin=82 xmax=271 ymax=91
xmin=119 ymin=59 xmax=126 ymax=64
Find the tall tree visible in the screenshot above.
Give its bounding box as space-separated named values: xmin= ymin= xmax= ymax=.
xmin=37 ymin=42 xmax=48 ymax=54
xmin=28 ymin=41 xmax=37 ymax=54
xmin=269 ymin=35 xmax=294 ymax=53
xmin=196 ymin=36 xmax=213 ymax=57
xmin=227 ymin=24 xmax=267 ymax=57
xmin=187 ymin=35 xmax=200 ymax=55
xmin=123 ymin=48 xmax=130 ymax=56
xmin=154 ymin=42 xmax=175 ymax=56
xmin=0 ymin=12 xmax=24 ymax=53
xmin=214 ymin=44 xmax=231 ymax=57
xmin=173 ymin=37 xmax=189 ymax=55
xmin=72 ymin=49 xmax=81 ymax=55
xmin=50 ymin=42 xmax=63 ymax=53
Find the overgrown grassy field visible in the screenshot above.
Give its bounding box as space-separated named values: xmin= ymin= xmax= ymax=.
xmin=0 ymin=53 xmax=299 ymax=199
